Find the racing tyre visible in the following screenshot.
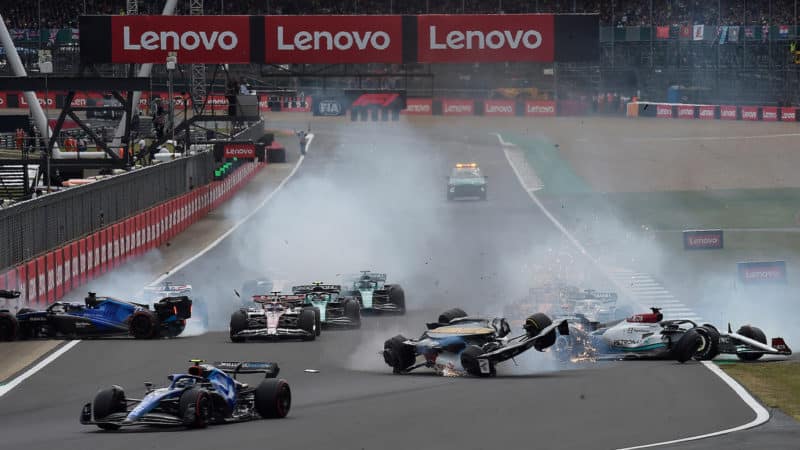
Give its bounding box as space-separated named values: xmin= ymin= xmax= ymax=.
xmin=92 ymin=386 xmax=127 ymax=430
xmin=673 ymin=328 xmax=707 ymax=363
xmin=164 ymin=322 xmax=186 ymax=338
xmin=438 ymin=308 xmax=467 ymax=325
xmin=129 ymin=310 xmax=159 ymax=339
xmin=386 ymin=284 xmax=406 ymax=314
xmin=0 ymin=312 xmax=19 ymax=341
xmin=461 ymin=345 xmax=495 ymax=377
xmin=254 ymin=379 xmax=291 ymax=419
xmin=312 ymin=307 xmax=322 ymax=336
xmin=298 ymin=308 xmax=316 ymax=341
xmin=179 ymin=389 xmax=211 ymax=428
xmin=693 ymin=325 xmax=720 ymax=360
xmin=229 ymin=309 xmax=248 ymax=343
xmin=524 ymin=313 xmax=555 ymax=350
xmin=736 ymin=325 xmax=767 ymax=361
xmin=344 ymin=299 xmax=361 ymax=328
xmin=383 ymin=335 xmax=415 ymax=374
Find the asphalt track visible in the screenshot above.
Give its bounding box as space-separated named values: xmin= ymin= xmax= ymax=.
xmin=0 ymin=121 xmax=770 ymax=449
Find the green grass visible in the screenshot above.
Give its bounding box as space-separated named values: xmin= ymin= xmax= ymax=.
xmin=507 ymin=133 xmax=592 ymax=195
xmin=721 ymin=361 xmax=800 ymax=421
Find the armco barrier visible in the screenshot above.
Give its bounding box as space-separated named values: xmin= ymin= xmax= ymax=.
xmin=2 ymin=162 xmax=263 ymax=307
xmin=631 ymin=101 xmax=800 ymax=122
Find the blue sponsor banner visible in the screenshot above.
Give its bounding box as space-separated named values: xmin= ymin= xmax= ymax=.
xmin=737 ymin=261 xmax=787 ymax=284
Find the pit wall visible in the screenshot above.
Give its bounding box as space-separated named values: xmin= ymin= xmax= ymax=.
xmin=627 ymin=101 xmax=798 ymax=121
xmin=0 ymin=162 xmax=263 ymax=307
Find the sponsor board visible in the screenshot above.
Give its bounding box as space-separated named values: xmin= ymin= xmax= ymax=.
xmin=677 ymin=105 xmax=694 ymax=119
xmin=683 ymin=229 xmax=723 ymax=250
xmin=656 ymin=104 xmax=672 ymax=118
xmin=524 ymin=100 xmax=556 ymax=117
xmin=442 ymin=99 xmax=474 ymax=116
xmin=265 ymin=15 xmax=403 ymax=64
xmin=223 ymin=143 xmax=256 ymax=159
xmin=720 ymin=105 xmax=737 ymax=120
xmin=483 ymin=99 xmax=515 ymax=116
xmin=402 ymin=98 xmax=432 ymax=115
xmin=110 ymin=16 xmax=251 ymax=63
xmin=698 ymin=105 xmax=716 ymax=120
xmin=741 ymin=106 xmax=759 ymax=121
xmin=417 ymin=14 xmax=554 ymax=63
xmin=315 ymin=99 xmax=343 ymax=116
xmin=782 ymin=108 xmax=797 ymax=121
xmin=762 ymin=106 xmax=778 ymax=121
xmin=738 ymin=261 xmax=787 ymax=284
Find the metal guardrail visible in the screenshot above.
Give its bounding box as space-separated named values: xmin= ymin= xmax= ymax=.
xmin=0 ymin=150 xmax=215 ymax=272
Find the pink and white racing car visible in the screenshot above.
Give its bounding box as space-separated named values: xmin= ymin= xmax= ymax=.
xmin=229 ymin=293 xmax=321 ymax=342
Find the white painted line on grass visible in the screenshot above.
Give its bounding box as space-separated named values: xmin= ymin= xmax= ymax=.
xmin=0 ymin=340 xmax=81 ymax=398
xmin=617 ymin=362 xmax=769 ymax=449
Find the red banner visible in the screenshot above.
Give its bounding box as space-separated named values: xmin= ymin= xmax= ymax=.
xmin=64 ymin=245 xmax=73 ymax=292
xmin=524 ymin=100 xmax=556 ymax=117
xmin=720 ymin=105 xmax=737 ymax=120
xmin=45 ymin=253 xmax=55 ymax=303
xmin=483 ymin=99 xmax=516 ymax=116
xmin=265 ymin=15 xmax=402 ymax=64
xmin=741 ymin=106 xmax=759 ymax=121
xmin=762 ymin=106 xmax=778 ymax=121
xmin=698 ymin=105 xmax=715 ymax=120
xmin=442 ymin=99 xmax=474 ymax=116
xmin=402 ymin=98 xmax=432 ymax=115
xmin=417 ymin=14 xmax=555 ymax=63
xmin=656 ymin=26 xmax=669 ymax=39
xmin=656 ymin=104 xmax=673 ymax=118
xmin=782 ymin=108 xmax=797 ymax=121
xmin=36 ymin=257 xmax=46 ymax=304
xmin=677 ymin=105 xmax=694 ymax=119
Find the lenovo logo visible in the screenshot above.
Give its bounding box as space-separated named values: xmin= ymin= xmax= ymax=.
xmin=720 ymin=106 xmax=737 ymax=119
xmin=699 ymin=107 xmax=714 ymax=118
xmin=446 ymin=104 xmax=472 ymax=113
xmin=737 ymin=261 xmax=787 ymax=284
xmin=678 ymin=107 xmax=694 ymax=118
xmin=683 ymin=229 xmax=723 ymax=249
xmin=407 ymin=104 xmax=430 ymax=112
xmin=742 ymin=110 xmax=757 ymax=120
xmin=689 ymin=237 xmax=719 ymax=246
xmin=223 ymin=144 xmax=256 ymax=159
xmin=783 ymin=111 xmax=796 ymax=120
xmin=123 ymin=26 xmax=238 ymax=51
xmin=277 ymin=27 xmax=390 ymax=51
xmin=429 ymin=27 xmax=542 ymax=50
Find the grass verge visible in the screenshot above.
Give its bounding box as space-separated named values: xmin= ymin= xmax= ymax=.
xmin=719 ymin=361 xmax=800 ymax=421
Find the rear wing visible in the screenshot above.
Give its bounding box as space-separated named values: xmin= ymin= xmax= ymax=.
xmin=0 ymin=290 xmax=21 ymax=299
xmin=292 ymin=284 xmax=341 ymax=293
xmin=359 ymin=271 xmax=387 ymax=281
xmin=213 ymin=361 xmax=280 ymax=378
xmin=253 ymin=294 xmax=304 ymax=304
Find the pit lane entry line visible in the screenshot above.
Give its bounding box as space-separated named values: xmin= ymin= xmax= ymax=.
xmin=0 ymin=134 xmax=314 ymax=398
xmin=494 ymin=132 xmax=770 ymax=449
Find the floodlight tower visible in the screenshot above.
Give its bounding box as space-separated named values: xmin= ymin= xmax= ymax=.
xmin=190 ymin=0 xmax=207 ymax=115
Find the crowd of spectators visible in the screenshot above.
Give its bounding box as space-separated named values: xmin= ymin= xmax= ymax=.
xmin=4 ymin=0 xmax=800 ymax=30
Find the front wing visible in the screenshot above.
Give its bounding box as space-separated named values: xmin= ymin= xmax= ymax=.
xmin=80 ymin=403 xmax=183 ymax=428
xmin=232 ymin=327 xmax=313 ymax=339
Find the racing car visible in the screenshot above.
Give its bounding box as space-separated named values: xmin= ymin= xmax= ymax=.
xmin=0 ymin=292 xmax=191 ymax=340
xmin=553 ymin=307 xmax=793 ymax=363
xmin=80 ymin=359 xmax=290 ymax=430
xmin=292 ymin=283 xmax=360 ymax=328
xmin=447 ymin=162 xmax=487 ymax=200
xmin=229 ymin=292 xmax=321 ymax=342
xmin=382 ymin=308 xmax=568 ymax=377
xmin=342 ymin=271 xmax=405 ymax=314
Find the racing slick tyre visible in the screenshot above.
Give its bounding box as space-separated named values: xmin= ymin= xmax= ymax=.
xmin=673 ymin=328 xmax=707 ymax=363
xmin=0 ymin=312 xmax=19 ymax=341
xmin=179 ymin=388 xmax=211 ymax=428
xmin=461 ymin=345 xmax=495 ymax=377
xmin=163 ymin=322 xmax=186 ymax=338
xmin=736 ymin=325 xmax=767 ymax=361
xmin=129 ymin=310 xmax=160 ymax=339
xmin=693 ymin=325 xmax=721 ymax=361
xmin=524 ymin=313 xmax=555 ymax=350
xmin=386 ymin=284 xmax=406 ymax=314
xmin=438 ymin=308 xmax=468 ymax=325
xmin=383 ymin=335 xmax=416 ymax=374
xmin=229 ymin=310 xmax=248 ymax=343
xmin=298 ymin=308 xmax=317 ymax=341
xmin=92 ymin=386 xmax=127 ymax=430
xmin=16 ymin=308 xmax=36 ymax=339
xmin=254 ymin=379 xmax=291 ymax=419
xmin=344 ymin=299 xmax=361 ymax=328
xmin=311 ymin=307 xmax=322 ymax=336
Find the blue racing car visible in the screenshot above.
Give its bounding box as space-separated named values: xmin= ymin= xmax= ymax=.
xmin=0 ymin=291 xmax=191 ymax=340
xmin=80 ymin=360 xmax=291 ymax=429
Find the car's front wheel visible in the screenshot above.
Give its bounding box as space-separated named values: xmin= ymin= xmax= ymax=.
xmin=92 ymin=386 xmax=127 ymax=430
xmin=229 ymin=310 xmax=248 ymax=343
xmin=179 ymin=389 xmax=211 ymax=428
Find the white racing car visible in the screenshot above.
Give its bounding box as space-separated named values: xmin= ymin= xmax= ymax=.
xmin=229 ymin=292 xmax=321 ymax=342
xmin=553 ymin=307 xmax=792 ymax=363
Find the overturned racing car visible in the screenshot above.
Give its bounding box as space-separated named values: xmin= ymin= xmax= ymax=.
xmin=553 ymin=307 xmax=792 ymax=363
xmin=382 ymin=308 xmax=568 ymax=377
xmin=229 ymin=292 xmax=321 ymax=342
xmin=342 ymin=271 xmax=405 ymax=314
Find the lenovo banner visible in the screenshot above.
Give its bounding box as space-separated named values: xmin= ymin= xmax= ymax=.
xmin=223 ymin=143 xmax=256 ymax=159
xmin=762 ymin=106 xmax=778 ymax=121
xmin=738 ymin=261 xmax=787 ymax=284
xmin=656 ymin=104 xmax=673 ymax=118
xmin=265 ymin=15 xmax=403 ymax=64
xmin=683 ymin=229 xmax=723 ymax=250
xmin=483 ymin=99 xmax=516 ymax=116
xmin=741 ymin=106 xmax=759 ymax=121
xmin=698 ymin=105 xmax=716 ymax=120
xmin=524 ymin=101 xmax=556 ymax=117
xmin=782 ymin=108 xmax=797 ymax=121
xmin=720 ymin=105 xmax=737 ymax=120
xmin=402 ymin=98 xmax=432 ymax=115
xmin=442 ymin=99 xmax=474 ymax=116
xmin=677 ymin=104 xmax=694 ymax=119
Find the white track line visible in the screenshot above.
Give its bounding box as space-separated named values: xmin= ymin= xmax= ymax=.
xmin=617 ymin=362 xmax=769 ymax=449
xmin=495 ymin=132 xmax=769 ymax=449
xmin=0 ymin=340 xmax=81 ymax=397
xmin=0 ymin=135 xmax=313 ymax=398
